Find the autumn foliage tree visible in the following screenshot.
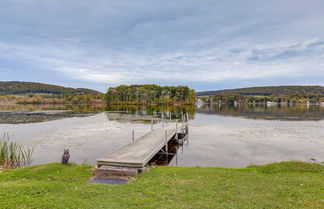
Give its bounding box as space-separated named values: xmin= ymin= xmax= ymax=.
xmin=106 ymin=84 xmax=196 ymax=105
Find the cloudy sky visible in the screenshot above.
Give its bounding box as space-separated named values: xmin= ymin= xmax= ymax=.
xmin=1 ymin=0 xmax=324 ymax=92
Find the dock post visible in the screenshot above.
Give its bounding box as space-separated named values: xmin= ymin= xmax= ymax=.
xmin=165 ymin=130 xmax=168 ymax=154
xmin=185 ymin=115 xmax=189 ymax=135
xmin=187 ymin=134 xmax=189 ymax=146
xmin=132 ymin=130 xmax=135 ymax=142
xmin=182 ymin=115 xmax=184 ymax=129
xmin=182 ymin=142 xmax=184 ymax=154
xmin=151 ymin=119 xmax=153 ymax=131
xmin=162 ymin=114 xmax=164 ymax=127
xmin=175 ymin=119 xmax=178 ymax=140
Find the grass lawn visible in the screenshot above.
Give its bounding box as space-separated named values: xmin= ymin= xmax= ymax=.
xmin=0 ymin=161 xmax=323 ymax=209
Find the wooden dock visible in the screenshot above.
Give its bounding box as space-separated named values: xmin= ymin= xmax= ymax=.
xmin=97 ymin=125 xmax=180 ymax=168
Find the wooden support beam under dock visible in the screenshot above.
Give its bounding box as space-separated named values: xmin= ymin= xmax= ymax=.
xmin=97 ymin=126 xmax=178 ymax=168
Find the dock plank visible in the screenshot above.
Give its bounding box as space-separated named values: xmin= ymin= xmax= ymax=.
xmin=97 ymin=126 xmax=177 ymax=168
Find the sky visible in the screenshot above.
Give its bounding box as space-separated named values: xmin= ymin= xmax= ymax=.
xmin=0 ymin=0 xmax=324 ymax=92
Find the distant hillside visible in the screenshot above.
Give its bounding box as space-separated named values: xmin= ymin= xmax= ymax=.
xmin=197 ymin=86 xmax=324 ymax=97
xmin=0 ymin=81 xmax=102 ymax=95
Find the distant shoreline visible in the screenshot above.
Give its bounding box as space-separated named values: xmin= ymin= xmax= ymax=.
xmin=200 ymin=101 xmax=324 ymax=106
xmin=0 ymin=93 xmax=105 ymax=106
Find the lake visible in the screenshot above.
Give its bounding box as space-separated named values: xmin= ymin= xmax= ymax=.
xmin=0 ymin=104 xmax=323 ymax=168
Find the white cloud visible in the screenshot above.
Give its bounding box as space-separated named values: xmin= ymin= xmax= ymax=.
xmin=1 ymin=37 xmax=324 ymax=87
xmin=1 ymin=0 xmax=324 ymax=90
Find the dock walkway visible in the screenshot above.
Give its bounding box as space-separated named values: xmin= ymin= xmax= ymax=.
xmin=97 ymin=126 xmax=177 ymax=168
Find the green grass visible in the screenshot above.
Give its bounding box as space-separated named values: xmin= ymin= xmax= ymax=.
xmin=0 ymin=161 xmax=323 ymax=209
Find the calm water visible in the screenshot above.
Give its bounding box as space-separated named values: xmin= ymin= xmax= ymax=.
xmin=0 ymin=104 xmax=323 ymax=168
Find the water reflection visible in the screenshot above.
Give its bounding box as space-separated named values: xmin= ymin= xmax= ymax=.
xmin=106 ymin=105 xmax=196 ymax=121
xmin=149 ymin=133 xmax=189 ymax=166
xmin=0 ymin=104 xmax=323 ymax=168
xmin=0 ymin=104 xmax=106 ymax=124
xmin=198 ymin=104 xmax=324 ymax=121
xmin=2 ymin=103 xmax=323 ymax=125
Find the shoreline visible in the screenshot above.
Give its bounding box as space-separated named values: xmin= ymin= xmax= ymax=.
xmin=201 ymin=101 xmax=324 ymax=106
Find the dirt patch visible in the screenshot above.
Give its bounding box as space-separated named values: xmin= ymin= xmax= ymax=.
xmin=176 ymin=179 xmax=192 ymax=184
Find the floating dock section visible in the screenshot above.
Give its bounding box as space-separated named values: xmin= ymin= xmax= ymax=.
xmin=95 ymin=114 xmax=189 ymax=178
xmin=97 ymin=126 xmax=177 ymax=168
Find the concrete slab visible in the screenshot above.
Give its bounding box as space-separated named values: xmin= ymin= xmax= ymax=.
xmin=89 ymin=178 xmax=128 ymax=185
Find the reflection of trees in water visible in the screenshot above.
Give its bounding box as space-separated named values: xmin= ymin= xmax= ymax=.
xmin=0 ymin=111 xmax=96 ymax=124
xmin=198 ymin=104 xmax=324 ymax=121
xmin=0 ymin=104 xmax=106 ymax=124
xmin=106 ymin=105 xmax=196 ymax=121
xmin=2 ymin=103 xmax=323 ymax=123
xmin=0 ymin=104 xmax=196 ymax=124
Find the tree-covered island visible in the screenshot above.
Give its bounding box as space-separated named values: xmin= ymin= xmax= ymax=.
xmin=106 ymin=84 xmax=196 ymax=105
